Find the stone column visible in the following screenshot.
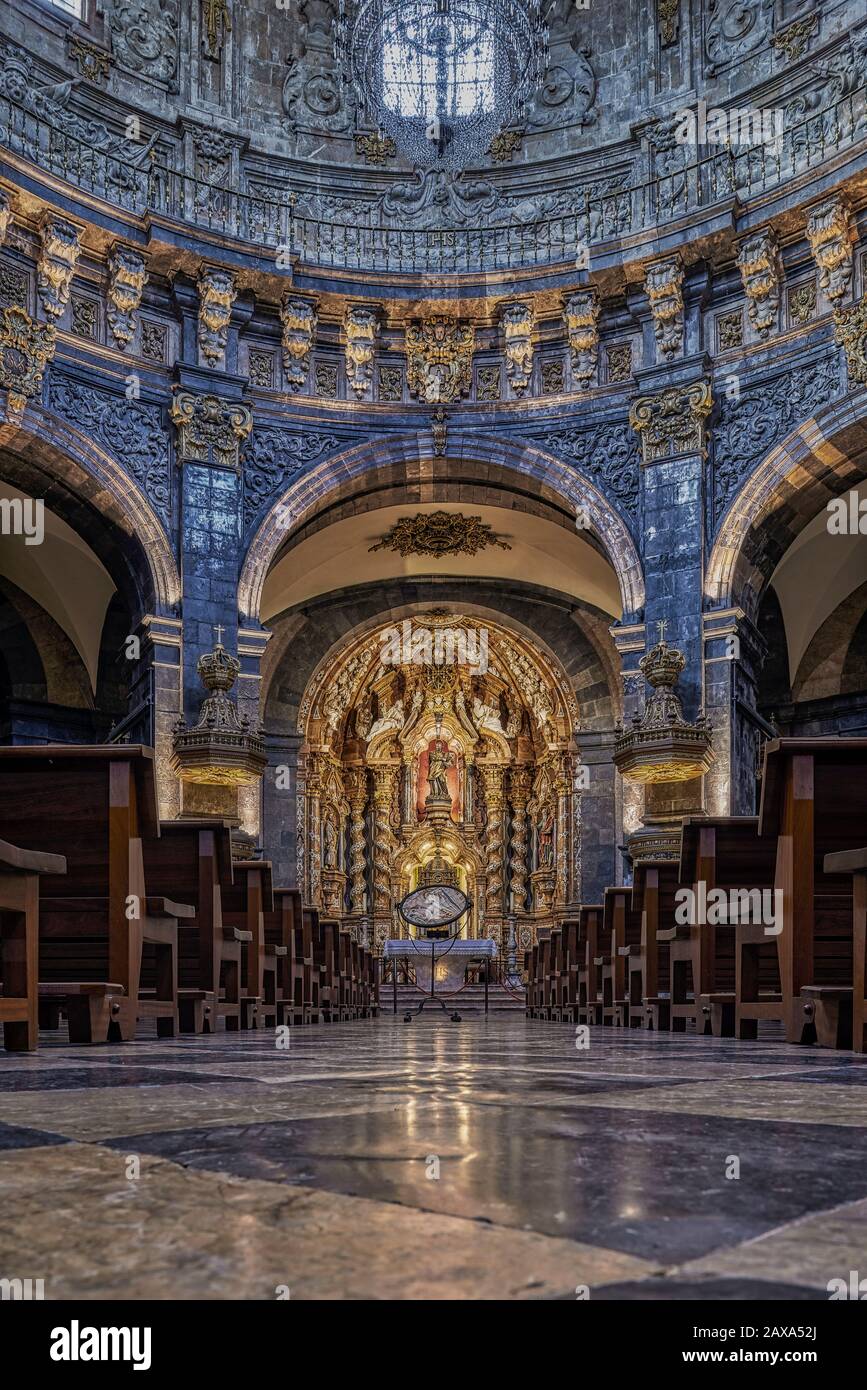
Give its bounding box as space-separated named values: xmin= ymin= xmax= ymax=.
xmin=703 ymin=608 xmax=767 ymax=816
xmin=480 ymin=763 xmax=506 ymax=947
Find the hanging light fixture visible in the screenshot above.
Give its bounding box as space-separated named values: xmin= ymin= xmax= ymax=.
xmin=336 ymin=0 xmax=549 ymax=172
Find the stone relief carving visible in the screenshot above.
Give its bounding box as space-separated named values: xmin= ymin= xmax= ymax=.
xmin=805 ymin=197 xmax=855 ymax=304
xmin=500 ymin=301 xmax=535 ymax=396
xmin=282 ymin=56 xmax=357 ymax=136
xmin=658 ymin=0 xmax=681 ymax=47
xmin=704 ymin=0 xmax=774 ymax=76
xmin=770 ymin=12 xmax=819 ymax=63
xmin=106 ymin=244 xmax=147 ymax=350
xmin=0 ymin=306 xmax=56 ymax=422
xmin=630 ymin=381 xmax=713 ymax=463
xmin=101 ymin=0 xmax=179 ymax=91
xmin=344 ymin=304 xmax=380 ymax=399
xmin=833 ymin=295 xmax=867 ymax=387
xmin=563 ymin=288 xmax=600 ymax=387
xmin=280 ymin=294 xmax=318 ymax=392
xmin=526 ymin=39 xmax=597 ymax=130
xmin=784 ymin=32 xmax=867 ymax=158
xmin=736 ymin=228 xmax=782 ymax=339
xmin=406 ymin=316 xmax=475 ymax=405
xmin=37 ymin=215 xmax=82 ymax=322
xmin=242 ymin=427 xmax=343 ymax=528
xmin=712 ymin=354 xmax=844 ymax=523
xmin=645 ymin=256 xmax=684 ymax=359
xmin=197 ymin=265 xmax=236 ymax=367
xmin=170 ymin=390 xmax=252 ymax=472
xmin=525 ymin=421 xmax=641 ymax=522
xmin=47 ymin=371 xmax=170 ymax=522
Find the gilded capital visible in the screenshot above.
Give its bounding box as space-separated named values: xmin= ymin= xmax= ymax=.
xmin=170 ymin=390 xmax=253 ymax=471
xmin=629 ymin=380 xmax=713 ymax=463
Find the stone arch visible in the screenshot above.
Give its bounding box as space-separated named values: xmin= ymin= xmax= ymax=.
xmin=0 ymin=406 xmax=180 ymax=619
xmin=793 ymin=580 xmax=867 ymax=703
xmin=705 ymin=394 xmax=867 ymax=618
xmin=239 ymin=433 xmax=644 ymax=625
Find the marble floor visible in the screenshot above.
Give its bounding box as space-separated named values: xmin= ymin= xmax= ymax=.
xmin=1 ymin=1017 xmax=867 ymax=1300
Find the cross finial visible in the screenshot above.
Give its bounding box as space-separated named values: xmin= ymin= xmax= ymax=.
xmin=657 ymin=619 xmax=668 ymax=643
xmin=214 ymin=624 xmax=225 ymax=647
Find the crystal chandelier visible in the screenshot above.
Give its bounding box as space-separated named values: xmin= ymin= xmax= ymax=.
xmin=336 ymin=0 xmax=549 ymax=171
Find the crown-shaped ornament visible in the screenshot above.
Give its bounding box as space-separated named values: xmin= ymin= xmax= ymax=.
xmin=614 ymin=623 xmax=714 ymax=785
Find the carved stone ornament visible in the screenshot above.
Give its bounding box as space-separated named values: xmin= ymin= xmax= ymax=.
xmin=406 ymin=315 xmax=475 ymax=404
xmin=104 ymin=0 xmax=179 ymax=91
xmin=0 ymin=189 xmax=11 ymax=246
xmin=354 ymin=132 xmax=396 ymax=164
xmin=834 ymin=295 xmax=867 ymax=387
xmin=500 ymin=301 xmax=535 ymax=396
xmin=170 ymin=390 xmax=253 ymax=472
xmin=563 ymin=288 xmax=600 ymax=387
xmin=369 ymin=511 xmax=512 ymax=559
xmin=431 ymin=407 xmax=447 ymax=457
xmin=69 ymin=36 xmax=112 ymax=83
xmin=629 ymin=380 xmax=713 ymax=463
xmin=489 ymin=129 xmax=523 ymax=163
xmin=280 ymin=294 xmax=318 ymax=392
xmin=806 ymin=197 xmax=855 ymax=305
xmin=645 ymin=256 xmax=684 ymax=360
xmin=106 ymin=244 xmax=147 ymax=351
xmin=0 ymin=305 xmax=57 ymax=421
xmin=658 ymin=0 xmax=680 ymax=47
xmin=769 ymin=13 xmax=819 ymax=63
xmin=201 ymin=0 xmax=231 ymax=60
xmin=344 ymin=303 xmax=380 ymax=399
xmin=37 ymin=215 xmax=82 ymax=321
xmin=197 ymin=265 xmax=236 ymax=367
xmin=736 ymin=228 xmax=781 ymax=340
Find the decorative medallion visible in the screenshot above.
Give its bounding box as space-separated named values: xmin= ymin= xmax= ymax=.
xmin=789 ymin=281 xmax=817 ymax=327
xmin=170 ymin=390 xmax=253 ymax=472
xmin=69 ymin=36 xmax=112 ymax=84
xmin=369 ymin=511 xmax=512 ymax=559
xmin=0 ymin=305 xmax=56 ymax=421
xmin=406 ymin=315 xmax=475 ymax=404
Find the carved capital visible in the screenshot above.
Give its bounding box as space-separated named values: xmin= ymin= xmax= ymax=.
xmin=170 ymin=390 xmax=252 ymax=471
xmin=107 ymin=243 xmax=148 ymax=351
xmin=834 ymin=295 xmax=867 ymax=387
xmin=806 ymin=197 xmax=855 ymax=305
xmin=563 ymin=288 xmax=600 ymax=387
xmin=736 ymin=227 xmax=781 ymax=339
xmin=645 ymin=256 xmax=684 ymax=359
xmin=344 ymin=302 xmax=380 ymax=399
xmin=197 ymin=264 xmax=237 ymax=367
xmin=37 ymin=214 xmax=82 ymax=321
xmin=280 ymin=293 xmax=318 ymax=392
xmin=499 ymin=300 xmax=535 ymax=396
xmin=0 ymin=305 xmax=57 ymax=422
xmin=629 ymin=379 xmax=713 ymax=463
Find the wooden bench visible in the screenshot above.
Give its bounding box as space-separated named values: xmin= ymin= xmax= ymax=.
xmin=824 ymin=848 xmax=867 ymax=1053
xmin=629 ymin=859 xmax=680 ymax=1029
xmin=0 ymin=838 xmax=66 ymax=1051
xmin=576 ymin=905 xmax=603 ymax=1026
xmin=759 ymin=739 xmax=867 ymax=1046
xmin=0 ymin=746 xmax=191 ymax=1043
xmin=603 ymin=886 xmax=642 ymax=1026
xmin=143 ymin=820 xmax=244 ymax=1033
xmin=268 ymin=888 xmax=306 ymax=1026
xmin=222 ymin=859 xmax=280 ymax=1030
xmin=677 ymin=817 xmax=779 ymax=1038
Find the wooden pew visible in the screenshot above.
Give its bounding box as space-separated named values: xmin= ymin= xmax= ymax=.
xmin=557 ymin=917 xmax=580 ymax=1023
xmin=824 ymin=848 xmax=867 ymax=1053
xmin=759 ymin=738 xmax=867 ymax=1046
xmin=547 ymin=926 xmax=563 ymax=1020
xmin=525 ymin=942 xmax=539 ymax=1017
xmin=143 ymin=820 xmax=244 ymax=1033
xmin=0 ymin=838 xmax=66 ymax=1051
xmin=269 ymin=888 xmax=306 ymax=1026
xmin=576 ymin=905 xmax=603 ymax=1026
xmin=602 ymin=886 xmax=641 ymax=1026
xmin=629 ymin=859 xmax=680 ymax=1029
xmin=678 ymin=817 xmax=778 ymax=1038
xmin=222 ymin=859 xmax=280 ymax=1029
xmin=0 ymin=746 xmax=190 ymax=1043
xmin=302 ymin=906 xmax=325 ymax=1023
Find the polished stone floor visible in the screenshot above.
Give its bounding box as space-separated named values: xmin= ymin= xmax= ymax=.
xmin=1 ymin=1017 xmax=867 ymax=1299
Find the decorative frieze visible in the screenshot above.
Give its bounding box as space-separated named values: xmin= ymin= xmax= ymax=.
xmin=500 ymin=300 xmax=535 ymax=396
xmin=280 ymin=293 xmax=318 ymax=392
xmin=645 ymin=256 xmax=684 ymax=359
xmin=344 ymin=303 xmax=380 ymax=399
xmin=834 ymin=296 xmax=867 ymax=387
xmin=563 ymin=288 xmax=600 ymax=388
xmin=0 ymin=305 xmax=56 ymax=422
xmin=736 ymin=228 xmax=781 ymax=340
xmin=197 ymin=265 xmax=236 ymax=367
xmin=406 ymin=315 xmax=475 ymax=404
xmin=106 ymin=244 xmax=147 ymax=351
xmin=629 ymin=380 xmax=713 ymax=463
xmin=37 ymin=215 xmax=82 ymax=322
xmin=170 ymin=390 xmax=252 ymax=472
xmin=806 ymin=197 xmax=855 ymax=305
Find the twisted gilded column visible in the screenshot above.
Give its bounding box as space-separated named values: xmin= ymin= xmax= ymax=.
xmin=343 ymin=766 xmax=368 ymax=917
xmin=480 ymin=764 xmax=506 ymax=942
xmin=372 ymin=765 xmax=398 ymax=941
xmin=508 ymin=766 xmax=532 ymax=915
xmin=306 ymin=755 xmax=323 ymax=909
xmin=555 ymin=756 xmax=571 ymax=907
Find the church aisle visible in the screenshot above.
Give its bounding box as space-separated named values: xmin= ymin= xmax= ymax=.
xmin=1 ymin=1019 xmax=866 ymax=1300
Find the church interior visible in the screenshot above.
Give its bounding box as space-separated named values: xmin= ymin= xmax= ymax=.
xmin=0 ymin=0 xmax=867 ymax=1317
